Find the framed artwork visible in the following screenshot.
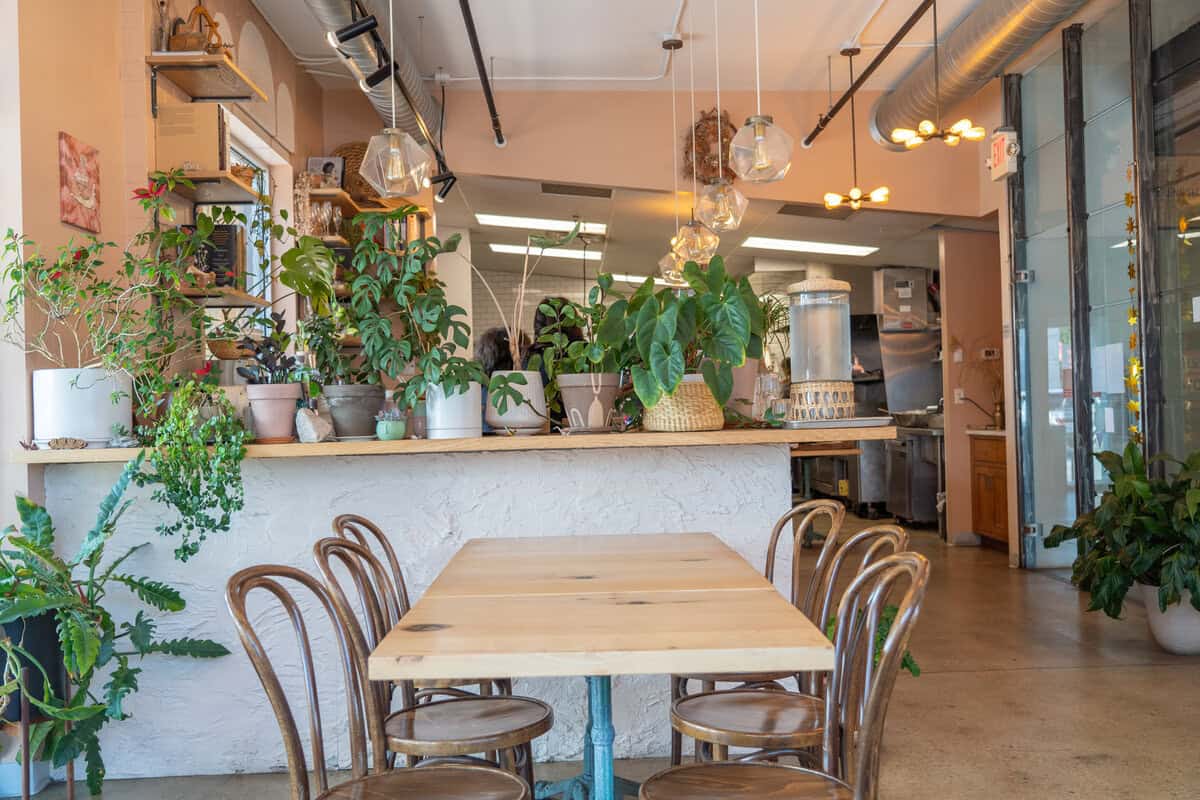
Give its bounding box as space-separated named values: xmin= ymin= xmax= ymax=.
xmin=58 ymin=132 xmax=101 ymax=233
xmin=307 ymin=156 xmax=345 ymax=188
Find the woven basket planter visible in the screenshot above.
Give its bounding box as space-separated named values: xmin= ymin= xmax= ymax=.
xmin=788 ymin=380 xmax=855 ymax=423
xmin=643 ymin=376 xmax=725 ymax=432
xmin=208 ymin=338 xmax=252 ymax=361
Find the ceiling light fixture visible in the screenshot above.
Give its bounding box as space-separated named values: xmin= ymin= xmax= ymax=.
xmin=889 ymin=1 xmax=986 ymax=149
xmin=660 ymin=32 xmax=687 ymax=286
xmin=730 ymin=0 xmax=794 ymax=182
xmin=326 ymin=14 xmax=377 ymax=49
xmin=358 ymin=0 xmax=433 ymax=198
xmin=475 ymin=214 xmax=607 ymax=235
xmin=824 ymin=49 xmax=889 ymax=211
xmin=489 ymin=243 xmax=603 ymax=261
xmin=360 ymin=63 xmax=393 ymax=92
xmin=672 ymin=5 xmax=720 ymax=267
xmin=742 ymin=236 xmax=879 ymax=257
xmin=613 ymin=273 xmax=671 ymax=286
xmin=696 ymin=0 xmax=747 ymax=233
xmin=433 ymin=174 xmax=456 ymax=203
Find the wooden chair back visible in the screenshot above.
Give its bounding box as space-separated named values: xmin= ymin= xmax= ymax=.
xmin=332 ymin=514 xmax=411 ymax=615
xmin=226 ymin=565 xmax=387 ymax=800
xmin=822 ymin=551 xmax=931 ymax=799
xmin=763 ymin=499 xmax=846 ymax=613
xmin=812 ymin=525 xmax=909 ymax=634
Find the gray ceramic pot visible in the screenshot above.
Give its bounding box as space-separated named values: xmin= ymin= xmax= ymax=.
xmin=322 ymin=384 xmax=385 ymax=439
xmin=558 ymin=372 xmax=621 ymax=431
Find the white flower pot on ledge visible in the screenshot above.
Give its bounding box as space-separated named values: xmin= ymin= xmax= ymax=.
xmin=485 ymin=370 xmax=547 ymax=435
xmin=32 ymin=368 xmax=132 ymax=447
xmin=1139 ymin=583 xmax=1200 ymax=655
xmin=426 ymin=381 xmax=482 ymax=440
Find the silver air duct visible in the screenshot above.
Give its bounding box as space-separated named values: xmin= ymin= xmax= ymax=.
xmin=869 ymin=0 xmax=1088 ymax=150
xmin=302 ymin=0 xmax=441 ymax=143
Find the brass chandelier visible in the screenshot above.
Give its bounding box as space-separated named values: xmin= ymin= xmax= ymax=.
xmin=824 ymin=49 xmax=889 ymax=211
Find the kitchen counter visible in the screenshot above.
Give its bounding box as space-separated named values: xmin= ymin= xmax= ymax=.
xmin=966 ymin=428 xmax=1007 ymax=439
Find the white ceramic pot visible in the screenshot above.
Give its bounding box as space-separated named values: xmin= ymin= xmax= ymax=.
xmin=32 ymin=368 xmax=132 ymax=447
xmin=485 ymin=370 xmax=547 ymax=434
xmin=727 ymin=357 xmax=761 ymax=416
xmin=1138 ymin=583 xmax=1200 ymax=655
xmin=426 ymin=381 xmax=483 ymax=440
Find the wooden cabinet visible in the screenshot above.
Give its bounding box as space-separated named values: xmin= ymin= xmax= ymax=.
xmin=970 ymin=435 xmax=1008 ymax=544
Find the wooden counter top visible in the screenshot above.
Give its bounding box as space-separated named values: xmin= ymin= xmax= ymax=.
xmin=12 ymin=426 xmax=895 ymax=465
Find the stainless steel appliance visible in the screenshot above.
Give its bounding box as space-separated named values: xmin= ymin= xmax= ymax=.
xmin=887 ymin=427 xmax=943 ymax=526
xmin=874 ymin=267 xmax=930 ymax=331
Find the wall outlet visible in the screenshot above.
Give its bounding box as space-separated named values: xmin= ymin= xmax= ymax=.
xmin=953 ymin=388 xmax=966 ymax=404
xmin=980 ymin=347 xmax=1001 ymax=360
xmin=953 ymin=348 xmax=964 ymax=363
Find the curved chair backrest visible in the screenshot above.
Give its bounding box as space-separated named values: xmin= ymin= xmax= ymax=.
xmin=313 ymin=536 xmax=413 ymax=709
xmin=813 ymin=524 xmax=909 ymax=635
xmin=226 ymin=565 xmax=387 ymax=800
xmin=332 ymin=514 xmax=411 ymax=615
xmin=822 ymin=551 xmax=931 ymax=800
xmin=763 ymin=499 xmax=846 ymax=613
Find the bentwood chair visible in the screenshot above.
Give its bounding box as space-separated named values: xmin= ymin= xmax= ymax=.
xmin=670 ymin=525 xmax=909 ymax=764
xmin=313 ymin=537 xmax=553 ymax=788
xmin=668 ymin=499 xmax=845 ymax=765
xmin=225 ymin=564 xmax=530 ymax=800
xmin=641 ymin=550 xmax=931 ymax=800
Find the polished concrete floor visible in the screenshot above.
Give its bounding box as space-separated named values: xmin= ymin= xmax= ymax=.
xmin=23 ymin=523 xmax=1200 ymax=799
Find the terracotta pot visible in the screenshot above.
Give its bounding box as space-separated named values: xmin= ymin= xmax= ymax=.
xmin=485 ymin=370 xmax=547 ymax=434
xmin=1138 ymin=583 xmax=1200 ymax=655
xmin=558 ymin=372 xmax=620 ymax=431
xmin=322 ymin=383 xmax=385 ymax=439
xmin=245 ymin=383 xmax=302 ymax=443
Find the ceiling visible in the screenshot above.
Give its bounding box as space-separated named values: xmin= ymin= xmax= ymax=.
xmin=253 ymin=0 xmax=988 ymax=92
xmin=439 ymin=173 xmax=998 ymax=283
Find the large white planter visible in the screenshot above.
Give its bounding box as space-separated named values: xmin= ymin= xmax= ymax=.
xmin=426 ymin=381 xmax=483 ymax=440
xmin=32 ymin=368 xmax=132 ymax=447
xmin=1138 ymin=583 xmax=1200 ymax=655
xmin=485 ymin=370 xmax=547 ymax=434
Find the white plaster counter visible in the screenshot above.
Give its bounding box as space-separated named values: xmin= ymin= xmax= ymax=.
xmin=28 ymin=430 xmax=891 ymax=779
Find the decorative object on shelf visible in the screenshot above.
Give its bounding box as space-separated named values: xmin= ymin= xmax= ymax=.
xmin=332 ymin=141 xmax=381 ymax=208
xmin=168 ymin=0 xmax=228 ymax=54
xmin=786 ymin=278 xmax=855 ymax=425
xmin=0 ymin=454 xmax=231 ymax=796
xmin=359 ymin=0 xmax=433 ymax=198
xmin=888 ymin=1 xmax=985 ymax=149
xmin=182 ymin=222 xmax=244 ymax=287
xmin=824 ymin=49 xmax=890 ymax=211
xmin=238 ymin=312 xmax=306 ymax=443
xmin=307 ymin=156 xmax=345 ymax=188
xmin=375 ymin=408 xmax=407 ymax=441
xmin=730 ymin=0 xmax=794 ymax=182
xmin=57 ymin=131 xmax=101 ymax=233
xmin=1046 ymin=442 xmax=1200 ymax=654
xmin=295 ymin=406 xmax=335 ymax=443
xmin=695 ymin=0 xmax=747 ymax=233
xmin=206 ymin=336 xmax=252 ymax=361
xmin=229 ymin=163 xmax=257 ymax=186
xmin=46 ymin=437 xmax=87 ymax=450
xmin=685 ymin=109 xmax=737 ymax=185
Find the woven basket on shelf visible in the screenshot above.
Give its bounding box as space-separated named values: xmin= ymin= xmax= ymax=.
xmin=643 ymin=377 xmax=725 ymax=432
xmin=788 ymin=380 xmax=855 ymax=423
xmin=332 ymin=141 xmax=378 ymax=206
xmin=207 ymin=338 xmax=252 ymax=361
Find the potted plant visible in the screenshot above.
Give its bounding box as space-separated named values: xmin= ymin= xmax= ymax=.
xmin=598 ymin=256 xmax=763 ymax=432
xmin=527 ymin=280 xmax=632 ymax=431
xmin=0 ymin=454 xmax=230 ymax=795
xmin=237 ymin=311 xmax=305 ymax=443
xmin=297 ymin=312 xmax=383 ymax=440
xmin=375 ymin=407 xmax=407 ymax=441
xmin=1046 ymin=442 xmax=1200 ymax=654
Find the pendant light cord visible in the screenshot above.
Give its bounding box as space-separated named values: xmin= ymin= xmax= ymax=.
xmin=389 ymin=0 xmax=396 ymax=129
xmin=688 ymin=2 xmax=697 ymax=211
xmin=932 ymin=0 xmax=940 ymax=131
xmin=849 ymin=53 xmax=857 ymax=188
xmin=753 ymin=0 xmax=761 ymax=116
xmin=714 ymin=0 xmax=722 ymax=179
xmin=671 ymin=49 xmax=679 ymax=233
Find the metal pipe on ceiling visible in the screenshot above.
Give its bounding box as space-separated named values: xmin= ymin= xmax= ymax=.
xmin=458 ymin=0 xmax=505 ymax=147
xmin=869 ymin=0 xmax=1089 ymax=149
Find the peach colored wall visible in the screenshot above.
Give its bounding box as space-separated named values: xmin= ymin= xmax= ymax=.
xmin=939 ymin=230 xmax=1003 ymax=543
xmin=323 ymin=88 xmax=384 ymax=154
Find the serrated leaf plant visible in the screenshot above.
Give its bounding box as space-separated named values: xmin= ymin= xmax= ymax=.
xmin=1046 ymin=441 xmax=1200 ymax=619
xmin=0 ymin=453 xmax=230 ymax=795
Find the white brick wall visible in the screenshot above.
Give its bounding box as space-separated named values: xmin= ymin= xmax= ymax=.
xmin=471 ymin=270 xmax=591 ymax=348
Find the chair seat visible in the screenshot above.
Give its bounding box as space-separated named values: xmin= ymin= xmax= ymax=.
xmin=386 ymin=695 xmax=553 ymax=756
xmin=639 ymin=762 xmax=851 ymax=800
xmin=319 ymin=764 xmax=529 ymax=799
xmin=672 ymin=689 xmax=825 ymax=749
xmin=676 ymin=671 xmax=794 ymax=685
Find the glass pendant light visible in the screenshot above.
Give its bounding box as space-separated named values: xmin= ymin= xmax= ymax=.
xmin=673 ymin=215 xmax=720 ymax=265
xmin=659 ymin=34 xmax=688 ymax=286
xmin=696 ymin=0 xmax=747 ymax=232
xmin=730 ymin=0 xmax=793 ymax=183
xmin=824 ymin=49 xmax=889 ymax=211
xmin=359 ymin=0 xmax=433 ymax=198
xmin=658 ymin=251 xmax=685 ymax=286
xmin=888 ymin=1 xmax=987 ymax=150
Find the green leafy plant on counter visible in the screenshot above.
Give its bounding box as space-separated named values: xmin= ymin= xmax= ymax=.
xmin=598 ymin=255 xmax=763 ymax=411
xmin=1045 ymin=441 xmax=1200 ymax=618
xmin=824 ymin=604 xmax=920 ymax=678
xmin=0 ymin=454 xmax=230 ymax=795
xmin=134 ymin=379 xmax=248 ymax=562
xmin=297 ymin=312 xmax=374 ymax=389
xmin=236 ymin=311 xmax=305 ymax=385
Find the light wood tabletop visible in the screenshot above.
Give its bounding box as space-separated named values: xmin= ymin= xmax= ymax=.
xmin=368 ymin=533 xmax=835 ymax=681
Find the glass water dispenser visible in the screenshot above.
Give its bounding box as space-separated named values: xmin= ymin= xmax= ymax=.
xmin=787 ymin=278 xmax=854 ymax=425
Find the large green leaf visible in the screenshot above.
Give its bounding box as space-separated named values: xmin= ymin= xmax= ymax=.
xmin=113 ymin=575 xmax=184 ymax=612
xmin=649 ymin=340 xmax=684 ymax=394
xmin=630 ymin=364 xmax=663 ymax=409
xmin=701 ymin=360 xmax=735 ymax=406
xmin=0 ymin=595 xmax=70 ymax=625
xmin=634 ymin=297 xmax=659 ymax=362
xmin=122 ymin=611 xmax=156 ymax=654
xmin=145 ymin=638 xmax=231 ymax=658
xmin=15 ymin=496 xmax=54 ymax=548
xmin=704 ymin=256 xmax=728 ymax=295
xmin=652 ymin=300 xmax=679 ymax=346
xmin=85 ymin=733 xmax=106 ymax=795
xmin=596 ymin=299 xmax=628 ymax=347
xmin=59 ymin=612 xmax=101 ymax=677
xmin=279 ymin=236 xmax=337 ymax=316
xmin=73 ymin=455 xmax=143 ymax=568
xmin=103 ymin=659 xmax=141 ymax=720
xmin=712 ymin=294 xmax=751 ymax=347
xmin=47 ymin=708 xmax=104 ymax=767
xmin=702 ymin=326 xmax=746 ymax=366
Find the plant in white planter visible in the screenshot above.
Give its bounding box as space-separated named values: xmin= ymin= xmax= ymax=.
xmin=1047 ymin=442 xmax=1200 ymax=654
xmin=237 ymin=312 xmax=306 ymax=443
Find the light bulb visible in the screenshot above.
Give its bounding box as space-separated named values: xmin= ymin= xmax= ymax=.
xmin=905 ymin=136 xmax=924 ymax=150
xmin=850 ymin=199 xmax=862 ymax=210
xmin=869 ymin=186 xmax=890 ymax=203
xmin=422 ymin=176 xmax=432 ymax=189
xmin=730 ymin=115 xmax=793 ymax=183
xmin=360 ymin=128 xmax=434 ymax=197
xmin=965 ymin=126 xmax=987 ymax=141
xmin=949 ymin=119 xmax=971 ymax=135
xmin=891 ymin=128 xmax=917 ymax=144
xmin=383 ymin=145 xmax=407 ymax=183
xmin=849 ymin=187 xmax=863 ymax=201
xmin=943 ymin=133 xmax=961 ymax=147
xmin=752 ymin=119 xmax=770 ymax=170
xmin=696 ymin=180 xmax=748 ymax=232
xmin=823 ymin=192 xmax=843 ymax=209
xmin=918 ymin=119 xmax=937 ymax=136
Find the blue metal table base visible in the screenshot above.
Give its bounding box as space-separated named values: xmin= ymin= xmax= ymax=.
xmin=534 ymin=677 xmax=640 ymax=800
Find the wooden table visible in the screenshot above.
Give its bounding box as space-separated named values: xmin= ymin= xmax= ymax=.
xmin=369 ymin=533 xmax=835 ymax=800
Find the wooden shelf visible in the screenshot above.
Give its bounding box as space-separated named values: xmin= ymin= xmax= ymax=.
xmin=307 ymin=188 xmax=385 ymax=217
xmin=12 ymin=427 xmax=896 ymax=464
xmin=320 ymin=235 xmax=349 ymax=247
xmin=147 ymin=51 xmax=267 ymax=103
xmin=179 ymin=286 xmax=270 ymax=308
xmin=166 ymin=170 xmax=265 ymax=205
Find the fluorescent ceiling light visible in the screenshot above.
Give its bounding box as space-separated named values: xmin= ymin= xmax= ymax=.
xmin=476 ymin=213 xmax=607 ymax=236
xmin=489 ymin=243 xmax=602 ymax=261
xmin=742 ymin=236 xmax=879 ymax=257
xmin=611 ymin=273 xmax=670 ymax=286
